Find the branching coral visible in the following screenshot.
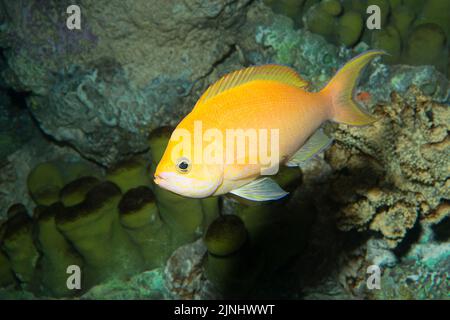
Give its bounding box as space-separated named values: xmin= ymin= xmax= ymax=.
xmin=326 ymin=87 xmax=449 ymax=248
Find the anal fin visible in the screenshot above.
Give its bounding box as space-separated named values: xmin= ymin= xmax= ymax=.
xmin=229 ymin=178 xmax=288 ymax=202
xmin=286 ymin=129 xmax=333 ymax=167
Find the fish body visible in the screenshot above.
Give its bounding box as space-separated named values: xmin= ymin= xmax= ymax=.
xmin=190 ymin=82 xmax=327 ymax=194
xmin=154 ymin=51 xmax=383 ymax=201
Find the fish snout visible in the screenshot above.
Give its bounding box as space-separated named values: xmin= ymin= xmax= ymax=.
xmin=154 ymin=173 xmax=166 ymax=185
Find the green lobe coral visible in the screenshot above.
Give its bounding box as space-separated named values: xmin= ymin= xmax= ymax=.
xmin=371 ymin=26 xmax=402 ymax=64
xmin=27 ymin=162 xmax=64 ymax=206
xmin=403 ymin=23 xmax=447 ymax=72
xmin=1 ymin=209 xmax=39 ymax=289
xmin=204 ymin=214 xmax=259 ymax=297
xmin=59 ymin=176 xmax=100 ymax=207
xmin=268 ymin=0 xmax=450 ymax=75
xmin=0 ymin=248 xmax=15 ymax=288
xmin=204 ymin=215 xmax=247 ymax=257
xmin=55 ymin=182 xmax=145 ymax=287
xmin=34 ymin=203 xmax=84 ymax=297
xmin=0 ymin=130 xmax=223 ymax=297
xmin=106 ymin=157 xmax=152 ymax=193
xmin=119 ymin=186 xmax=170 ymax=270
xmin=337 ymin=11 xmax=364 ymax=47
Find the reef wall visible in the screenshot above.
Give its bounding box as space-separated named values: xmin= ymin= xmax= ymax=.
xmin=0 ymin=0 xmax=252 ymax=165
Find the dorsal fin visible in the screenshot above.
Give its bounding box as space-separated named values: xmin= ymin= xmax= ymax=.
xmin=197 ymin=64 xmax=308 ymax=105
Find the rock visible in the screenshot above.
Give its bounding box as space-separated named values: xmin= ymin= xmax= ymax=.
xmin=163 ymin=239 xmax=219 ymax=299
xmin=0 ymin=0 xmax=252 ymax=165
xmin=82 ymin=269 xmax=170 ymax=299
xmin=0 ymin=87 xmax=36 ymax=163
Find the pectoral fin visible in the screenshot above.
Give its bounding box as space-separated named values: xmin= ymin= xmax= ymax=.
xmin=286 ymin=129 xmax=333 ymax=167
xmin=229 ymin=178 xmax=289 ymax=201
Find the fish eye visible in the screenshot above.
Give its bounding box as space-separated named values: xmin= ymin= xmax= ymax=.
xmin=176 ymin=157 xmax=191 ymax=174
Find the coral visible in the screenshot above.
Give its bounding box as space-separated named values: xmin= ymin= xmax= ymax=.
xmin=27 ymin=162 xmax=64 ymax=206
xmin=0 ymin=126 xmax=221 ymax=298
xmin=201 ymin=196 xmax=221 ymax=231
xmin=327 ymin=87 xmax=450 ymax=248
xmin=321 ymin=0 xmax=342 ymax=16
xmin=414 ymin=0 xmax=450 ymax=38
xmin=0 ymin=248 xmax=15 ymax=288
xmin=337 ymin=11 xmax=364 ymax=47
xmin=367 ymin=0 xmax=390 ymax=26
xmin=422 ymin=201 xmax=450 ymax=226
xmin=59 ymin=176 xmax=100 ymax=207
xmin=0 ymin=209 xmax=39 ymax=289
xmin=203 ymin=166 xmax=310 ymax=297
xmin=266 ymin=0 xmax=450 ymax=75
xmin=204 ymin=215 xmax=247 ymax=257
xmin=118 ymin=186 xmax=170 ymax=270
xmin=391 ymin=5 xmax=416 ymax=41
xmin=303 ymin=2 xmax=336 ymax=40
xmin=254 ymin=12 xmax=449 ymax=105
xmin=106 ymin=157 xmax=151 ymax=193
xmin=204 ymin=244 xmax=259 ymax=297
xmin=371 ymin=26 xmax=401 ymax=64
xmin=203 ymin=214 xmax=262 ymax=297
xmin=264 ymin=0 xmax=307 ymax=22
xmin=0 ymin=219 xmax=16 ymax=288
xmin=62 ymin=161 xmax=100 ymax=183
xmin=403 ymin=24 xmax=447 ymax=73
xmin=369 ymin=202 xmax=417 ymax=245
xmin=34 ymin=203 xmax=84 ymax=297
xmin=55 ymin=182 xmax=145 ymax=287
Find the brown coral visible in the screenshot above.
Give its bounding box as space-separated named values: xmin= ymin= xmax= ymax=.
xmin=326 ymin=87 xmax=449 ymax=248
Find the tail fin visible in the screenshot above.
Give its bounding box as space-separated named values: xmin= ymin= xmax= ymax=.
xmin=321 ymin=50 xmax=384 ymax=126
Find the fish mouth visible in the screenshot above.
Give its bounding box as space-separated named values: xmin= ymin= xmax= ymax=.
xmin=154 ymin=172 xmax=181 ymax=195
xmin=154 ymin=173 xmax=166 ymax=186
xmin=153 ymin=171 xmax=218 ymax=198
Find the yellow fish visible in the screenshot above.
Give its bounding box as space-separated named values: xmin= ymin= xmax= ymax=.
xmin=154 ymin=51 xmax=382 ymax=201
